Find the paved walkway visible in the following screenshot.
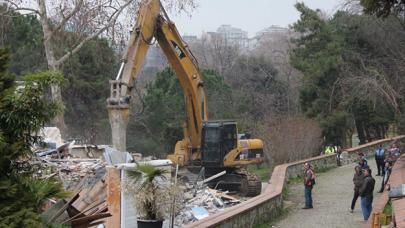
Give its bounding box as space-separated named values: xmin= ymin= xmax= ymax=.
xmin=274 ymin=158 xmax=382 ymax=228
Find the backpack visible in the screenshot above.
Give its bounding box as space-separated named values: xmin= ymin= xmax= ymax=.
xmin=310 ymin=169 xmax=316 ymax=186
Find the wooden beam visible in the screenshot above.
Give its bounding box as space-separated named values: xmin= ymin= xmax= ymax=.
xmin=106 ymin=167 xmax=121 ymax=228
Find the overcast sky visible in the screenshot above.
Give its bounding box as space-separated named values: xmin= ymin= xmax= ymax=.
xmin=170 ymin=0 xmax=343 ymax=37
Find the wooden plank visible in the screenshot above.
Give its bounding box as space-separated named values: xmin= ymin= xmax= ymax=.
xmin=73 ymin=179 xmax=106 ymax=211
xmin=48 ymin=192 xmax=80 ymax=224
xmin=208 ymin=188 xmax=240 ymax=201
xmin=63 ymin=199 xmax=106 ymax=224
xmin=106 ymin=167 xmax=121 ymax=228
xmin=71 ymin=212 xmax=111 ymax=227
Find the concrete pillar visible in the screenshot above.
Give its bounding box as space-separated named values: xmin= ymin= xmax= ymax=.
xmin=108 ymin=106 xmax=130 ymax=153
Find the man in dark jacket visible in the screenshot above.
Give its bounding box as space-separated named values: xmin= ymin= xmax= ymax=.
xmin=302 ymin=162 xmax=315 ymax=209
xmin=350 ymin=166 xmax=364 ymax=213
xmin=359 ymin=168 xmax=375 ymax=221
xmin=375 ymin=145 xmax=385 ymax=176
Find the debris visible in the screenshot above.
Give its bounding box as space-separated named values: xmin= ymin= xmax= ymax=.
xmin=191 ymin=207 xmax=209 ymax=220
xmin=41 ymin=181 xmax=110 ymax=228
xmin=208 ymin=188 xmax=240 ymax=203
xmin=174 ymin=186 xmax=244 ymax=227
xmin=132 ymin=153 xmax=143 ymax=161
xmin=35 ymin=142 xmax=71 ymax=157
xmin=39 ymin=127 xmax=63 ymax=146
xmin=197 ymin=171 xmax=226 ymax=185
xmin=29 ymin=130 xmax=247 ymax=228
xmin=103 ymin=146 xmax=133 ymax=165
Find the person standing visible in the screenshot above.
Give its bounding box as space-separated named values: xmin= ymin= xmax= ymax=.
xmin=359 ymin=159 xmax=369 ymax=170
xmin=350 ymin=166 xmax=364 ymax=213
xmin=389 ymin=143 xmax=401 ymax=158
xmin=378 ymin=158 xmax=393 ymax=193
xmin=375 ymin=145 xmax=385 ymax=176
xmin=359 ymin=168 xmax=375 ymax=221
xmin=336 ymin=146 xmax=343 ymax=166
xmin=358 ymin=152 xmax=368 ymax=166
xmin=302 ymin=162 xmax=315 ymax=209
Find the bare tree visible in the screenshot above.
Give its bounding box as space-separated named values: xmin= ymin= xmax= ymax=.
xmin=5 ymin=0 xmax=196 ymax=134
xmin=190 ymin=33 xmax=241 ymax=76
xmin=252 ymin=29 xmax=303 ymax=116
xmin=258 ymin=116 xmax=322 ymax=166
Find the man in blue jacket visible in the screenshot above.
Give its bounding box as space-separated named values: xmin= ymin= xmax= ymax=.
xmin=375 ymin=145 xmax=385 ymax=176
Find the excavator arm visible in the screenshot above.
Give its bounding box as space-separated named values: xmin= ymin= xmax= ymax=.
xmin=107 ymin=0 xmax=207 ymax=164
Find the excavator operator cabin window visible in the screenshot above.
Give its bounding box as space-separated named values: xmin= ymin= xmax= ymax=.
xmin=222 ymin=124 xmax=237 ymax=153
xmin=202 ymin=127 xmax=221 ymax=162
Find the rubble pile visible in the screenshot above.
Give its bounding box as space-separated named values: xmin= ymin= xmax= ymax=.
xmin=29 ymin=127 xmax=256 ymax=228
xmin=174 ymin=185 xmax=244 ymax=227
xmin=33 ymin=140 xmax=106 ymax=190
xmin=30 ymin=127 xmax=111 ymax=227
xmin=40 ymin=158 xmax=106 ymax=190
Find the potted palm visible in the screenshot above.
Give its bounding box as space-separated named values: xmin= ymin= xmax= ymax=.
xmin=125 ymin=164 xmax=181 ymax=228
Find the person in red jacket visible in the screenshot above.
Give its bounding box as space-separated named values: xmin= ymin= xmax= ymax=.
xmin=302 ymin=162 xmax=315 ymax=209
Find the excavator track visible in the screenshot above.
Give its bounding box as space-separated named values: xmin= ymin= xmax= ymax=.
xmin=204 ymin=169 xmax=262 ymax=197
xmin=175 ymin=166 xmax=262 ymax=197
xmin=236 ymin=169 xmax=262 ymax=197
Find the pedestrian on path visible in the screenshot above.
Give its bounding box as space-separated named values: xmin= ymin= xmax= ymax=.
xmin=302 ymin=162 xmax=315 ymax=209
xmin=375 ymin=145 xmax=385 ymax=176
xmin=350 ymin=165 xmax=364 ymax=213
xmin=378 ymin=158 xmax=393 ymax=193
xmin=359 ymin=168 xmax=375 ymax=221
xmin=336 ymin=146 xmax=343 ymax=166
xmin=324 ymin=145 xmax=334 ymax=155
xmin=358 ymin=158 xmax=369 ymax=170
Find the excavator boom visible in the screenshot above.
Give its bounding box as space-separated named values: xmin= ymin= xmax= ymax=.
xmin=107 ymin=0 xmax=207 ymax=161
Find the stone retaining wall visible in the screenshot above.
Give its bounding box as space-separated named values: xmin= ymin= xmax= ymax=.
xmin=185 ymin=136 xmax=405 ymax=228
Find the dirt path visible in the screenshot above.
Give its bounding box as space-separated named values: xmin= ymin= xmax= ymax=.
xmin=274 ymin=158 xmax=382 ymax=228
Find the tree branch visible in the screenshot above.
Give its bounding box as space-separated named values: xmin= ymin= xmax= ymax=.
xmin=55 ymin=0 xmax=133 ymax=66
xmin=53 ymin=0 xmax=84 ymax=32
xmin=4 ymin=0 xmax=40 ymax=15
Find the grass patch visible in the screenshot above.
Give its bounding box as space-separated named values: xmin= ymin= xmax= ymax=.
xmin=253 ymin=207 xmax=290 ymax=228
xmin=282 ymin=184 xmax=290 ymax=199
xmin=253 ymin=184 xmax=292 ymax=227
xmin=313 ymin=165 xmax=333 ymax=174
xmin=288 ymin=175 xmax=303 ymax=184
xmin=247 ymin=164 xmax=272 ymax=182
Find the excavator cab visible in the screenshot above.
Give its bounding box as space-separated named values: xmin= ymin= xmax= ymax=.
xmin=201 ymin=121 xmax=238 ymax=168
xmin=200 ymin=121 xmax=263 ymax=196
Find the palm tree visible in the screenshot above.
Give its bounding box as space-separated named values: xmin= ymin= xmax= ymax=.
xmin=126 ymin=165 xmax=169 ymax=221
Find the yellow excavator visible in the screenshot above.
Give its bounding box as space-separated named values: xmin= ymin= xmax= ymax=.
xmin=107 ymin=0 xmax=265 ymax=196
